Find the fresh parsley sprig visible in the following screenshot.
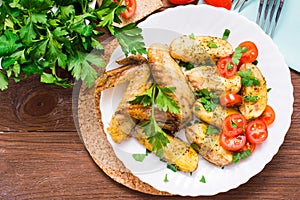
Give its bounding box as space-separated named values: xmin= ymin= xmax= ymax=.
xmin=237 ymin=69 xmax=260 ymax=86
xmin=0 ymin=0 xmax=146 ymax=90
xmin=195 ymin=89 xmax=219 ymax=112
xmin=129 ymin=84 xmax=180 ymax=154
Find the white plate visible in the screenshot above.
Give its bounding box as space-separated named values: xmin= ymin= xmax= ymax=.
xmin=100 ymin=5 xmax=294 ymax=196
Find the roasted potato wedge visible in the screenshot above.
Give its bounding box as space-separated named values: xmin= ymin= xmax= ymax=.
xmin=193 ymin=101 xmax=239 ymax=128
xmin=239 ymin=63 xmax=268 ymax=120
xmin=185 ymin=123 xmax=233 ymax=166
xmin=185 ymin=66 xmax=242 ymax=94
xmin=133 ymin=126 xmax=199 ymax=173
xmin=169 ymin=35 xmax=233 ymax=65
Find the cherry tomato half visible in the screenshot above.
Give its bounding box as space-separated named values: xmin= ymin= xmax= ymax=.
xmin=220 ymin=132 xmax=246 ymax=151
xmin=258 ymin=105 xmax=276 ymax=126
xmin=120 ymin=0 xmax=137 ymax=19
xmin=168 ymin=0 xmax=195 ymax=4
xmin=217 ymin=56 xmax=238 ymax=78
xmin=204 ymin=0 xmax=232 ymax=10
xmin=246 ymin=119 xmax=268 ymax=144
xmin=239 ymin=41 xmax=258 ymax=64
xmin=222 ymin=114 xmax=247 ymax=137
xmin=219 ymin=93 xmax=243 ymax=107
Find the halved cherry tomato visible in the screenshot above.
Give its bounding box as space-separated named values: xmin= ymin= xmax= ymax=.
xmin=241 ymin=141 xmax=256 ymax=153
xmin=239 ymin=41 xmax=258 ymax=64
xmin=120 ymin=0 xmax=136 ymax=19
xmin=222 ymin=113 xmax=247 ymax=137
xmin=204 ymin=0 xmax=232 ymax=10
xmin=220 ymin=132 xmax=246 ymax=151
xmin=217 ymin=56 xmax=238 ymax=78
xmin=246 ymin=119 xmax=268 ymax=144
xmin=219 ymin=93 xmax=243 ymax=107
xmin=258 ymin=105 xmax=276 ymax=126
xmin=168 ymin=0 xmax=195 ymax=4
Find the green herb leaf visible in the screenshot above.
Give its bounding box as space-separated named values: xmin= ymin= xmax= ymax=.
xmin=114 ymin=23 xmax=147 ymax=57
xmin=189 ymin=33 xmax=195 ymax=39
xmin=156 ymin=87 xmax=180 ymax=114
xmin=167 ymin=164 xmax=178 ymax=172
xmin=207 ymin=40 xmax=218 ymax=48
xmin=132 ymin=153 xmax=147 ymax=162
xmin=237 ymin=69 xmax=260 ymax=86
xmin=200 ymin=175 xmax=206 ymax=183
xmin=164 ymin=174 xmax=169 ymax=182
xmin=0 ymin=30 xmax=22 ymax=57
xmin=0 ymin=71 xmax=9 ymax=91
xmin=244 ymin=95 xmax=259 ymax=102
xmin=232 ymin=46 xmax=247 ymax=65
xmin=222 ymin=29 xmax=231 ymax=40
xmin=233 ymin=150 xmax=251 ymax=163
xmin=179 ymin=61 xmax=194 ymax=70
xmin=206 ymin=126 xmax=219 ymax=135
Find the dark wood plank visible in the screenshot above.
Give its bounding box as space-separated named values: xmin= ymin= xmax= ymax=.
xmin=0 ymin=75 xmax=75 ymax=132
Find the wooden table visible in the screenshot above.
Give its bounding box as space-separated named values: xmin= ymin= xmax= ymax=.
xmin=1 ymin=1 xmax=299 ymax=199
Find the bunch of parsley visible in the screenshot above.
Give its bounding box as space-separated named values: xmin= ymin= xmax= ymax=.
xmin=0 ymin=0 xmax=146 ymax=90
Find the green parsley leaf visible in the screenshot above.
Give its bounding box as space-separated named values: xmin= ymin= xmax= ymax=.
xmin=0 ymin=71 xmax=9 ymax=90
xmin=206 ymin=126 xmax=219 ymax=135
xmin=167 ymin=164 xmax=178 ymax=172
xmin=233 ymin=150 xmax=251 ymax=163
xmin=200 ymin=175 xmax=206 ymax=183
xmin=195 ymin=89 xmax=218 ymax=112
xmin=222 ymin=29 xmax=231 ymax=40
xmin=179 ymin=61 xmax=194 ymax=70
xmin=244 ymin=95 xmax=259 ymax=102
xmin=267 ymin=88 xmax=272 ymax=92
xmin=232 ymin=46 xmax=248 ymax=65
xmin=132 ymin=153 xmax=147 ymax=162
xmin=0 ymin=30 xmax=23 ymax=57
xmin=191 ymin=143 xmax=200 ymax=152
xmin=207 ymin=41 xmax=218 ymax=48
xmin=114 ymin=24 xmax=147 ymax=57
xmin=156 ymin=86 xmax=180 ymax=114
xmin=164 ymin=174 xmax=169 ymax=182
xmin=189 ymin=33 xmax=195 ymax=39
xmin=237 ymin=69 xmax=260 ymax=86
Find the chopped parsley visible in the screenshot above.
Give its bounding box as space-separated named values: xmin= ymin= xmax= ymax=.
xmin=167 ymin=164 xmax=178 ymax=172
xmin=191 ymin=143 xmax=200 ymax=152
xmin=164 ymin=174 xmax=169 ymax=182
xmin=232 ymin=46 xmax=248 ymax=65
xmin=233 ymin=150 xmax=252 ymax=163
xmin=237 ymin=69 xmax=260 ymax=86
xmin=244 ymin=95 xmax=259 ymax=102
xmin=207 ymin=41 xmax=218 ymax=48
xmin=200 ymin=175 xmax=206 ymax=183
xmin=132 ymin=149 xmax=151 ymax=162
xmin=189 ymin=33 xmax=195 ymax=39
xmin=195 ymin=89 xmax=219 ymax=112
xmin=222 ymin=29 xmax=231 ymax=40
xmin=206 ymin=126 xmax=219 ymax=135
xmin=179 ymin=61 xmax=195 ymax=70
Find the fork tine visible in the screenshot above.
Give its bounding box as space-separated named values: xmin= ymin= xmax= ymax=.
xmin=232 ymin=0 xmax=248 ymax=12
xmin=266 ymin=0 xmax=278 ymax=34
xmin=256 ymin=0 xmax=264 ymax=24
xmin=262 ymin=0 xmax=271 ymax=28
xmin=270 ymin=0 xmax=284 ymax=37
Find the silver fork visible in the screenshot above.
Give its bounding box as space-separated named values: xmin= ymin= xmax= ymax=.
xmin=256 ymin=0 xmax=285 ymax=37
xmin=232 ymin=0 xmax=249 ymax=12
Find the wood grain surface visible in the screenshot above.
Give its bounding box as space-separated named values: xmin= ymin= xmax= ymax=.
xmin=1 ymin=1 xmax=300 ymax=199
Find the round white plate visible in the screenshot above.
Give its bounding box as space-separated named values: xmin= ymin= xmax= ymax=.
xmin=100 ymin=5 xmax=293 ymax=196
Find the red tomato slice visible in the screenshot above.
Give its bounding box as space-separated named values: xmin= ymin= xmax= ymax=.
xmin=246 ymin=119 xmax=268 ymax=144
xmin=219 ymin=93 xmax=243 ymax=107
xmin=239 ymin=41 xmax=258 ymax=64
xmin=217 ymin=56 xmax=238 ymax=78
xmin=258 ymin=105 xmax=276 ymax=126
xmin=120 ymin=0 xmax=136 ymax=19
xmin=204 ymin=0 xmax=232 ymax=10
xmin=222 ymin=113 xmax=247 ymax=137
xmin=168 ymin=0 xmax=195 ymax=4
xmin=220 ymin=132 xmax=246 ymax=151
